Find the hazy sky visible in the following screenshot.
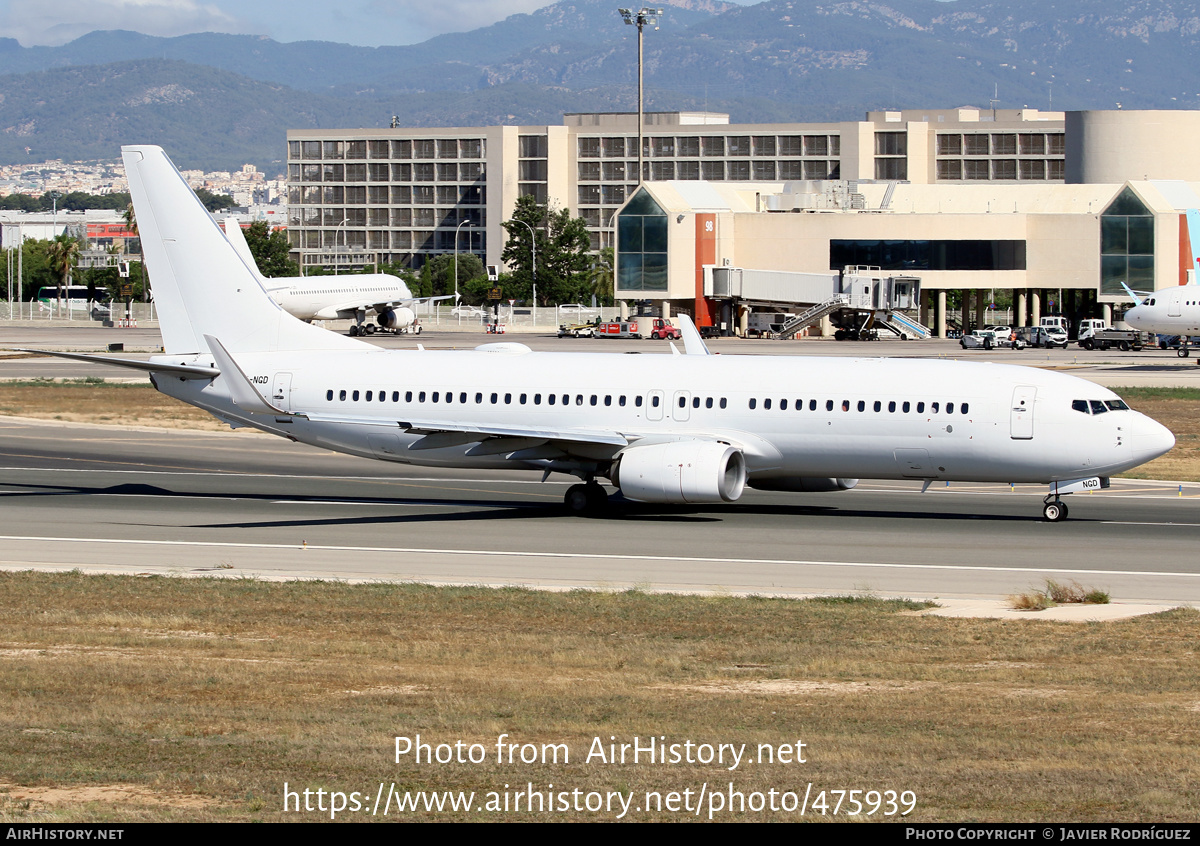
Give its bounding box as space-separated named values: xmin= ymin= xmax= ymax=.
xmin=0 ymin=0 xmax=762 ymax=47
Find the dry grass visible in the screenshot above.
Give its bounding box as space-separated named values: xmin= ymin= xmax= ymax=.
xmin=0 ymin=379 xmax=229 ymax=431
xmin=1009 ymin=580 xmax=1111 ymax=611
xmin=0 ymin=572 xmax=1198 ymax=822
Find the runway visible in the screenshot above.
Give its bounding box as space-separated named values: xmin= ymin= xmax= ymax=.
xmin=1 ymin=416 xmax=1197 ymax=606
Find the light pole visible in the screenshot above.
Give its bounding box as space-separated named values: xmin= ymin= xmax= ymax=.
xmin=454 ymin=217 xmax=472 ymax=302
xmin=507 ymin=218 xmax=537 ymax=325
xmin=618 ymin=7 xmax=662 ymax=186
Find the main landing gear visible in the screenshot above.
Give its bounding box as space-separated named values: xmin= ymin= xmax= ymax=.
xmin=564 ymin=481 xmax=609 ymax=515
xmin=1042 ymin=496 xmax=1069 ymax=522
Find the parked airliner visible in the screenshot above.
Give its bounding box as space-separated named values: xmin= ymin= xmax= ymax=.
xmin=222 ymin=217 xmax=446 ymax=336
xmin=20 ymin=147 xmax=1176 ymax=520
xmin=1122 ymin=282 xmax=1200 ymax=360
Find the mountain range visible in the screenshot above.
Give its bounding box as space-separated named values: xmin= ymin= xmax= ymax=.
xmin=0 ymin=0 xmax=1196 ymax=174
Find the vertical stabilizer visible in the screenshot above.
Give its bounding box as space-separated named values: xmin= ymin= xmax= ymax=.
xmin=122 ymin=145 xmax=363 ymax=355
xmin=222 ymin=217 xmax=267 ymax=284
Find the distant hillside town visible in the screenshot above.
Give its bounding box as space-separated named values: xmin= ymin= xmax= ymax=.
xmin=0 ymin=159 xmax=287 ymax=209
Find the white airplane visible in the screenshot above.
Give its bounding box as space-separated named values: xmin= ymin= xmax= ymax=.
xmin=1122 ymin=282 xmax=1200 ymax=361
xmin=221 ymin=217 xmax=447 ymax=336
xmin=20 ymin=146 xmax=1176 ymax=521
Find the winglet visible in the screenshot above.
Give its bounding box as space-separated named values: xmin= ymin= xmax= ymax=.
xmin=676 ymin=313 xmax=712 ymax=356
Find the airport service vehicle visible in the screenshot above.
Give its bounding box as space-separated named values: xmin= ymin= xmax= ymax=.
xmin=36 ymin=286 xmax=112 ymax=320
xmin=1019 ymin=326 xmax=1068 ymax=349
xmin=1077 ymin=319 xmax=1144 ymax=351
xmin=959 ymin=330 xmax=1020 ymax=350
xmin=23 ymin=146 xmax=1175 ymax=523
xmin=646 ymin=318 xmax=681 ymax=341
xmin=746 ymin=312 xmax=798 ymax=339
xmin=1040 ymin=315 xmax=1069 ymax=333
xmin=594 ymin=320 xmax=642 ymax=339
xmin=557 ymin=322 xmax=596 ymax=338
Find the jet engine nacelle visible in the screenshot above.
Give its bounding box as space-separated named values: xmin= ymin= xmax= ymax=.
xmin=748 ymin=477 xmax=859 ymax=492
xmin=378 ymin=307 xmax=415 ymax=330
xmin=614 ymin=441 xmax=747 ymax=504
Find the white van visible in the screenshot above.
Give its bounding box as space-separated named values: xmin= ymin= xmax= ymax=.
xmin=37 ymin=286 xmax=112 ymax=319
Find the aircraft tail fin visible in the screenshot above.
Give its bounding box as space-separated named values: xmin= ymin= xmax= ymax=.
xmin=221 ymin=217 xmax=267 ymax=284
xmin=122 ymin=145 xmax=362 ymax=355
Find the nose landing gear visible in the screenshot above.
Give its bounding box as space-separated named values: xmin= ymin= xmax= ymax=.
xmin=1042 ymin=497 xmax=1069 ymax=522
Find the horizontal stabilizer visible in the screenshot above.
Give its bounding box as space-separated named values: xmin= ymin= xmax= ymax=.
xmin=12 ymin=349 xmax=218 ymax=379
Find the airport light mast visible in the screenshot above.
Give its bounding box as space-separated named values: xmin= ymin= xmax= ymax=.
xmin=618 ymin=7 xmax=663 ymax=185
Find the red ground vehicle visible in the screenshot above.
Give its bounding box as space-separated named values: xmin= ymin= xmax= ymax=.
xmin=646 ymin=318 xmax=681 ymax=340
xmin=594 ymin=320 xmax=642 ymax=339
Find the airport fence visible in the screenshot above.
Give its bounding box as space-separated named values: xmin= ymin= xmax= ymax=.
xmin=0 ymin=301 xmax=158 ymax=325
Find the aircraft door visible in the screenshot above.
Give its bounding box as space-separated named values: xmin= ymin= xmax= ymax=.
xmin=672 ymin=390 xmax=691 ymax=422
xmin=647 ymin=390 xmax=664 ymax=421
xmin=1010 ymin=385 xmax=1036 ymax=440
xmin=1169 ymin=292 xmax=1183 ymax=318
xmin=272 ymin=372 xmax=293 ymax=412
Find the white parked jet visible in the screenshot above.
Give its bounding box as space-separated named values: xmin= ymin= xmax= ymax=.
xmin=21 ymin=146 xmax=1176 ymax=521
xmin=222 ymin=217 xmax=445 ymax=336
xmin=1122 ymin=282 xmax=1200 ymax=360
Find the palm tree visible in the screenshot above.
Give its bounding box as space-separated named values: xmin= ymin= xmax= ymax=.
xmin=46 ymin=234 xmax=80 ymax=302
xmin=586 ymin=247 xmax=614 ymax=306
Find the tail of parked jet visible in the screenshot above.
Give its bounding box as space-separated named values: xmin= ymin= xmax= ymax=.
xmin=122 ymin=145 xmax=361 ymax=355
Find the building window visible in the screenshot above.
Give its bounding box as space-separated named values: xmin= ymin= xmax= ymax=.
xmin=937 ymin=160 xmax=962 ymax=180
xmin=803 ymin=135 xmax=828 ymax=156
xmin=579 ymin=137 xmax=600 ymax=158
xmin=991 ymin=159 xmax=1017 ymax=180
xmin=964 ymin=135 xmax=989 ymax=156
xmin=937 ymin=134 xmax=962 ymax=155
xmin=875 ymin=158 xmax=907 ymax=180
xmin=830 ymin=240 xmax=1027 ymax=272
xmin=1100 ymin=187 xmax=1154 ymax=296
xmin=519 ymin=135 xmax=548 ymax=158
xmin=874 ymin=132 xmax=906 ymax=156
xmin=702 ymin=136 xmax=724 ymax=157
xmin=617 ymin=188 xmax=668 ymax=293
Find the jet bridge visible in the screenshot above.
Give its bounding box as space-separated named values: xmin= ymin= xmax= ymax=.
xmin=705 ymin=265 xmax=925 ymax=339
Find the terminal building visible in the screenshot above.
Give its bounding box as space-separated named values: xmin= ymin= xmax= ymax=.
xmin=286 ymin=108 xmax=1200 ymax=335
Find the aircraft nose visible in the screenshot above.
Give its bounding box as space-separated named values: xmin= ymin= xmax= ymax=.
xmin=1131 ymin=413 xmax=1175 ymax=463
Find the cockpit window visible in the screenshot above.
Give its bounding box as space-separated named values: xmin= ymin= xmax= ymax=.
xmin=1105 ymin=400 xmax=1130 ymax=411
xmin=1089 ymin=400 xmax=1109 ymax=414
xmin=1072 ymin=400 xmax=1089 ymax=414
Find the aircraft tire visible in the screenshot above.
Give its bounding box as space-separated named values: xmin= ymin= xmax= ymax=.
xmin=564 ymin=484 xmax=591 ymax=514
xmin=1043 ymin=500 xmax=1068 ymax=522
xmin=348 ymin=325 xmax=359 ymax=336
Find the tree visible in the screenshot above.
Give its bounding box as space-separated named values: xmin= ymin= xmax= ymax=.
xmin=418 ymin=253 xmax=486 ymax=301
xmin=585 ymin=247 xmax=614 ymax=307
xmin=241 ymin=221 xmax=298 ymax=277
xmin=45 ymin=234 xmax=81 ymax=300
xmin=501 ymin=195 xmax=593 ymax=306
xmin=194 ymin=188 xmax=237 ymax=213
